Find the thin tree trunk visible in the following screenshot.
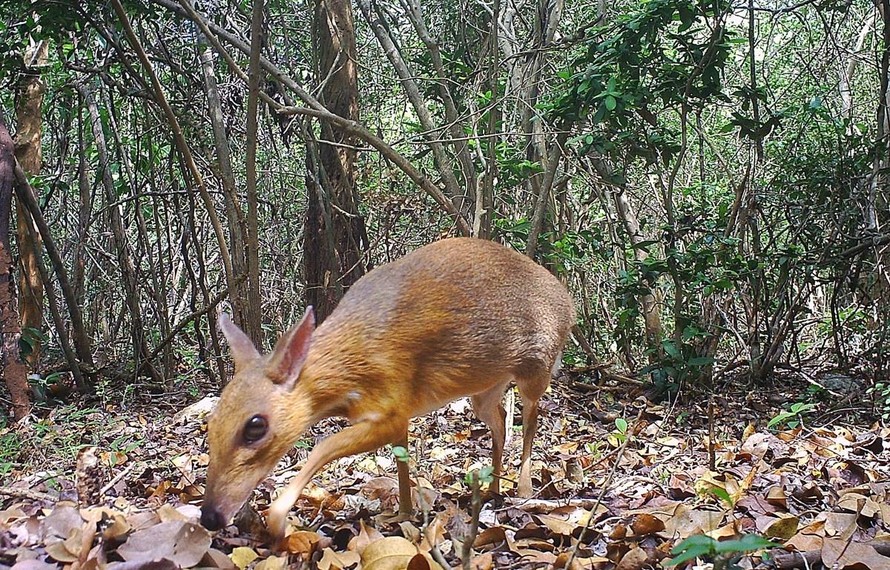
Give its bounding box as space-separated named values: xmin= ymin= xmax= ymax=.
xmin=476 ymin=0 xmax=499 ymax=239
xmin=304 ymin=0 xmax=368 ymax=323
xmin=0 ymin=114 xmax=30 ymax=421
xmin=244 ymin=0 xmax=264 ymax=344
xmin=72 ymin=110 xmax=91 ymax=313
xmin=200 ymin=42 xmax=249 ymax=364
xmin=14 ymin=40 xmax=47 ymax=369
xmin=110 ymin=0 xmax=239 ymax=336
xmin=108 ymin=96 xmax=174 ymax=380
xmin=520 ymin=0 xmax=565 ymax=254
xmin=13 ymin=164 xmax=93 ymax=390
xmin=402 ymin=0 xmax=478 ymax=208
xmin=526 ymin=134 xmax=566 ymax=258
xmin=587 ymin=156 xmax=662 ymax=362
xmin=13 ymin=165 xmax=87 ymax=393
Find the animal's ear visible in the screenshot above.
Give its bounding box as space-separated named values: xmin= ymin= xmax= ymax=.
xmin=267 ymin=307 xmax=315 ymax=389
xmin=219 ymin=313 xmax=261 ymax=369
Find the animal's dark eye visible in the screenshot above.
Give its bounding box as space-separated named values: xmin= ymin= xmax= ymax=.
xmin=242 ymin=415 xmax=268 ymax=444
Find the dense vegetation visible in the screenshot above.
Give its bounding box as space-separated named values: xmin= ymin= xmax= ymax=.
xmin=0 ymin=0 xmax=887 ymax=421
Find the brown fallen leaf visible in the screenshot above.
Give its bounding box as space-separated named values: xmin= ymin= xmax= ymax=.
xmin=615 ymin=546 xmax=653 ymax=570
xmin=629 ymin=513 xmax=664 ymax=536
xmin=406 ymin=552 xmax=436 ymax=570
xmin=765 ymin=485 xmax=787 ymax=508
xmin=42 ymin=504 xmax=83 ymax=541
xmin=348 ymin=519 xmax=385 ymax=555
xmin=786 ymin=532 xmax=823 ymax=552
xmin=825 ymin=512 xmax=860 ymax=537
xmin=282 ymin=529 xmax=323 ymax=557
xmin=659 ymin=504 xmax=723 ymax=539
xmin=117 ymin=520 xmax=211 ymax=568
xmin=199 ymin=548 xmax=236 ymax=569
xmin=318 ymin=547 xmax=361 ymax=570
xmin=762 ymin=514 xmax=799 ymax=540
xmin=473 ymin=526 xmax=507 ymax=548
xmin=822 ymin=538 xmax=890 ymax=570
xmin=361 ymin=536 xmax=442 ymax=570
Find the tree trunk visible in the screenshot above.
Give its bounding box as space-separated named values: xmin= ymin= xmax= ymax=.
xmin=304 ymin=0 xmax=368 ymax=323
xmin=13 ymin=165 xmax=91 ymax=392
xmin=201 ymin=42 xmax=249 ymax=366
xmin=199 ymin=43 xmax=234 ymax=384
xmin=14 ymin=40 xmax=47 ymax=369
xmin=0 ymin=115 xmax=31 ymax=421
xmin=244 ymin=0 xmax=264 ymax=345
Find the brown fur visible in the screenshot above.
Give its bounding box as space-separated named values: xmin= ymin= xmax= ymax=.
xmin=201 ymin=238 xmax=575 ymax=539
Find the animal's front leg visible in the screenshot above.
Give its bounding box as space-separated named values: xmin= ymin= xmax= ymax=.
xmin=266 ymin=416 xmax=409 ymax=540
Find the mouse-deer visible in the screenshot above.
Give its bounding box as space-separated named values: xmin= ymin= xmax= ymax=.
xmin=200 ymin=238 xmax=575 ymax=539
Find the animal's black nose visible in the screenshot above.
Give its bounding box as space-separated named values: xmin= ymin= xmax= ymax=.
xmin=200 ymin=506 xmax=224 ymax=531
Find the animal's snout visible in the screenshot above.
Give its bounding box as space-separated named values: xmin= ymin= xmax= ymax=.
xmin=200 ymin=505 xmax=225 ymax=531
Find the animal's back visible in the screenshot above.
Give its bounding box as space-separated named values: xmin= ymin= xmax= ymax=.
xmin=314 ymin=238 xmax=574 ymax=398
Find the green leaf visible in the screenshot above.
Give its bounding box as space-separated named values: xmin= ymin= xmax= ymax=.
xmin=665 ymin=534 xmax=716 ymax=566
xmin=604 ymin=95 xmax=617 ymax=111
xmin=713 ymin=534 xmax=776 ymax=554
xmin=662 ymin=340 xmax=681 ymax=360
xmin=615 ymin=417 xmax=628 ymax=434
xmin=709 ymin=486 xmax=732 ymax=506
xmin=688 ymin=356 xmax=715 ymax=367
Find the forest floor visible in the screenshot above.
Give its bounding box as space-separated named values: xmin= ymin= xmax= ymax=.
xmin=0 ymin=367 xmax=888 ymax=570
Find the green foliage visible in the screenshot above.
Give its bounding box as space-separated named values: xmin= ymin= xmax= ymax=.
xmin=19 ymin=326 xmax=47 ymax=359
xmin=392 ymin=445 xmax=410 ymax=463
xmin=868 ymin=382 xmax=890 ymax=421
xmin=666 ymin=533 xmax=776 ymax=567
xmin=606 ymin=417 xmax=629 ymax=447
xmin=0 ymin=430 xmax=22 ymax=477
xmin=548 ymin=0 xmax=732 ymax=167
xmin=614 ymin=223 xmax=751 ymax=391
xmin=464 ymin=466 xmax=494 ymax=487
xmin=767 ymin=402 xmax=817 ymax=431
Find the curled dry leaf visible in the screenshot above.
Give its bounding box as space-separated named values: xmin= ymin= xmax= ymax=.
xmin=822 ymin=538 xmax=890 ymax=570
xmin=318 ymin=547 xmax=361 ymax=570
xmin=348 ymin=518 xmax=384 ymax=555
xmin=629 ymin=513 xmax=664 ymax=536
xmin=361 ymin=536 xmax=442 ymax=570
xmin=473 ymin=526 xmax=507 ymax=549
xmin=117 ymin=520 xmax=211 ymax=568
xmin=282 ymin=529 xmax=323 ymax=558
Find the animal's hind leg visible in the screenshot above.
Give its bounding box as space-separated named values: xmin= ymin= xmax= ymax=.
xmin=515 ymin=362 xmax=552 ymax=497
xmin=470 ymin=380 xmax=510 ymax=494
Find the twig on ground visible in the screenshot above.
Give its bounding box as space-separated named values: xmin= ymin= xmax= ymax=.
xmin=0 ymin=485 xmax=57 ymax=502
